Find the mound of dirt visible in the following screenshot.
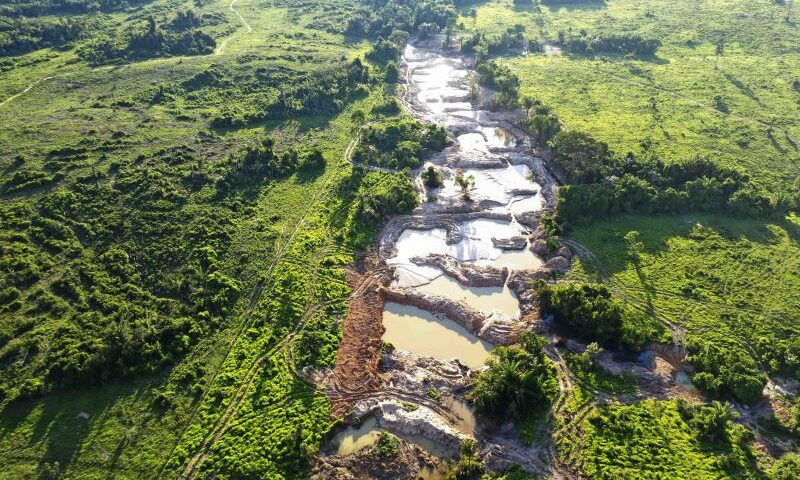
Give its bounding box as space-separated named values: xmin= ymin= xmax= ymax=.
xmin=329 ymin=268 xmax=391 ymax=417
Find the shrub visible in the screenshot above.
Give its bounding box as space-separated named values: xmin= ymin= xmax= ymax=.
xmin=421 ymin=165 xmax=443 ymax=189
xmin=535 ymin=281 xmax=665 ymax=350
xmin=470 ymin=333 xmax=557 ymax=422
xmin=375 ymin=432 xmax=401 ymax=457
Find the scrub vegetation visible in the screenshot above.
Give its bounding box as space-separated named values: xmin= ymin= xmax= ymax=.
xmin=0 ymin=0 xmax=423 ymax=478
xmin=1 ymin=0 xmax=799 ymax=477
xmin=564 ymin=399 xmax=761 ymax=479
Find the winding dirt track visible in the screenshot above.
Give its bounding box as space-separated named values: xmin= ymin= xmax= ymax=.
xmin=215 ymin=0 xmax=253 ymax=55
xmin=0 ymin=75 xmax=59 ymax=108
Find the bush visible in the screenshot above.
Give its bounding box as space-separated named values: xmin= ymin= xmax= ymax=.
xmin=771 ymin=452 xmax=800 ymax=480
xmin=535 ymin=281 xmax=664 ymax=350
xmin=686 ymin=339 xmax=766 ymax=404
xmin=470 ymin=333 xmax=557 ymax=422
xmin=523 ymin=99 xmax=560 ymax=143
xmin=375 ymin=432 xmax=401 ymax=457
xmin=352 ymin=117 xmax=446 ymax=169
xmin=421 ymin=165 xmax=443 ymax=189
xmin=446 ymin=439 xmax=486 ymax=480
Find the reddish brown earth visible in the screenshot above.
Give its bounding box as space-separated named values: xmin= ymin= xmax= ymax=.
xmin=329 ymin=259 xmax=391 ymax=417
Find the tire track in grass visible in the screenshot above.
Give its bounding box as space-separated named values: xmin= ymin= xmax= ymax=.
xmin=166 ymin=128 xmax=370 ymax=479
xmin=214 ymin=0 xmax=253 ymax=56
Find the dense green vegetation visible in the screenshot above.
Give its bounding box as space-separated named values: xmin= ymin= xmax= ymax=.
xmin=470 ymin=332 xmax=557 ymax=422
xmin=0 ymin=0 xmax=417 ymax=477
xmin=535 ymin=280 xmax=667 ymax=351
xmin=771 ymin=452 xmax=800 ymax=480
xmin=567 ymin=399 xmax=761 ymax=479
xmin=345 ymin=0 xmax=463 ymax=39
xmin=476 ymin=59 xmax=520 ymax=109
xmin=209 ymin=58 xmax=372 ymax=128
xmin=351 ymin=116 xmax=447 ymax=169
xmin=340 ymin=169 xmax=419 ymax=248
xmin=77 ymin=14 xmax=217 ymax=64
xmin=461 ymin=0 xmax=799 ymax=429
xmin=561 ymin=32 xmax=661 ymax=56
xmin=551 ymin=130 xmax=796 ymax=224
xmin=0 ymin=0 xmax=221 ymax=62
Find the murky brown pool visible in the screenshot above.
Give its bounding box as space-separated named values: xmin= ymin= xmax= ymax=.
xmin=382 ymin=302 xmax=492 ymax=370
xmin=416 ymin=275 xmax=519 ymax=318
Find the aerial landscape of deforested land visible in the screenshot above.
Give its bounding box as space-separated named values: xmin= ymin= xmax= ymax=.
xmin=0 ymin=0 xmax=799 ymax=479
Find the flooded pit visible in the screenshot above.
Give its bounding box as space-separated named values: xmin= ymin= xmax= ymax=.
xmin=442 ymin=395 xmax=477 ymax=435
xmin=675 ymin=371 xmax=698 ymax=392
xmin=416 ymin=274 xmax=519 ymax=318
xmin=434 ymin=164 xmax=541 ymax=206
xmin=330 ymin=415 xmax=457 ymax=459
xmin=382 ymin=302 xmax=492 ymax=370
xmin=332 ymin=417 xmax=383 ymax=455
xmin=388 ymin=218 xmax=544 ymax=287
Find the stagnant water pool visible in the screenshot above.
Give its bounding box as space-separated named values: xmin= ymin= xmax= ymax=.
xmin=330 ymin=415 xmax=456 ymax=459
xmin=415 ymin=274 xmax=519 ymax=318
xmin=382 ymin=302 xmax=492 ymax=370
xmin=379 ymin=41 xmax=549 ymax=368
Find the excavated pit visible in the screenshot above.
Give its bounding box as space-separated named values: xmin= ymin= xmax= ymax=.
xmin=324 ymin=36 xmax=566 ymax=475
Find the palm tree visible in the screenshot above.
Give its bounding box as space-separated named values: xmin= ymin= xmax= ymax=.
xmin=454 ymin=172 xmax=475 ymax=200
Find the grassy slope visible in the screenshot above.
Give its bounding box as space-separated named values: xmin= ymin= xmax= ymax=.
xmin=461 ymin=0 xmax=800 ymax=188
xmin=461 ymin=0 xmax=800 ymax=474
xmin=565 ymin=214 xmax=800 ymax=344
xmin=0 ymin=0 xmax=377 ymax=477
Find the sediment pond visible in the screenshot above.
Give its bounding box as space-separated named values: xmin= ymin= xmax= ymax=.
xmin=331 ymin=415 xmax=455 ymax=459
xmin=380 ymin=41 xmax=552 ymax=364
xmin=382 ymin=302 xmax=492 ymax=370
xmin=415 ymin=275 xmax=519 ymax=318
xmin=331 ymin=37 xmax=558 ymax=469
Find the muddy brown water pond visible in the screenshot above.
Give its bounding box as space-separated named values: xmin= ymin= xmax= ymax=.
xmin=415 ymin=274 xmax=519 ymax=318
xmin=382 ymin=302 xmax=492 ymax=370
xmin=331 ymin=416 xmax=455 ymax=459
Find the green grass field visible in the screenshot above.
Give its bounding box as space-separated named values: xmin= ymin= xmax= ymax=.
xmin=460 ymin=0 xmax=800 ymax=188
xmin=0 ymin=0 xmax=386 ymax=477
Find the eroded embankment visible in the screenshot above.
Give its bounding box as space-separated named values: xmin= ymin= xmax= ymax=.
xmin=329 ymin=264 xmax=392 ymax=417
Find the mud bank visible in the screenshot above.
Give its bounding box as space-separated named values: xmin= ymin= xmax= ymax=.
xmin=312 ymin=435 xmax=440 ymax=480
